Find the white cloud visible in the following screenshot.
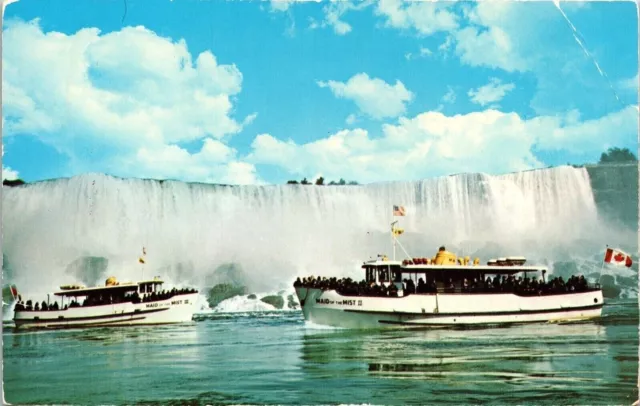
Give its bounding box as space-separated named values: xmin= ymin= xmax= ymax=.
xmin=454 ymin=25 xmax=529 ymax=73
xmin=448 ymin=2 xmax=632 ymax=114
xmin=442 ymin=86 xmax=456 ymax=104
xmin=531 ymin=104 xmax=638 ymax=153
xmin=308 ymin=1 xmax=373 ymax=35
xmin=318 ymin=73 xmax=414 ymax=119
xmin=419 ymin=47 xmax=433 ymax=57
xmin=439 ymin=35 xmax=454 ymax=53
xmin=405 ymin=46 xmax=433 ymax=60
xmin=346 ymin=114 xmax=358 ymax=125
xmin=375 ymin=0 xmax=459 ymax=36
xmin=435 ymin=86 xmax=456 ymax=112
xmin=132 ymin=139 xmax=259 ymax=184
xmin=2 ymin=19 xmax=259 ymax=184
xmin=248 ymin=129 xmax=378 ymax=180
xmin=270 ymin=0 xmax=320 ymax=12
xmin=247 ymin=106 xmax=638 ymax=183
xmin=1 ymin=145 xmax=19 ymax=181
xmin=2 ymin=166 xmax=19 ymax=181
xmin=270 ymin=0 xmax=293 ymax=12
xmin=618 ymin=73 xmax=638 ymax=91
xmin=468 ymin=78 xmax=515 ymax=106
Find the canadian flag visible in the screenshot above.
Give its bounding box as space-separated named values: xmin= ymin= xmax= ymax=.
xmin=604 ymin=247 xmax=633 ymax=268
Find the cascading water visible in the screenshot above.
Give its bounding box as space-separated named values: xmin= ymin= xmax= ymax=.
xmin=2 ymin=165 xmax=637 ymax=302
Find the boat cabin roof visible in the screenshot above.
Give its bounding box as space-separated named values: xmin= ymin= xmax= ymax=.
xmin=53 ymin=278 xmax=165 ymax=296
xmin=138 ymin=279 xmax=164 ymax=285
xmin=362 ymin=259 xmax=404 ymax=266
xmin=362 ymin=260 xmax=547 ymax=274
xmin=401 ymin=264 xmax=547 ymax=274
xmin=54 ymin=283 xmax=138 ymax=297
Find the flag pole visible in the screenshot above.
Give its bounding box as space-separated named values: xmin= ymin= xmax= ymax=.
xmin=392 ymin=217 xmax=397 ymax=261
xmin=600 ymin=245 xmax=608 ymax=274
xmin=390 ymin=205 xmax=394 ymax=261
xmin=140 ymin=247 xmax=146 ymax=281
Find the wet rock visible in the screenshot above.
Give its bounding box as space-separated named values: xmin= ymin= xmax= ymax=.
xmin=260 ymin=295 xmax=284 ymax=309
xmin=207 ymin=283 xmax=247 ymax=308
xmin=586 ymin=163 xmax=638 ymax=230
xmin=203 ymin=263 xmax=249 ymax=290
xmin=599 ymin=275 xmax=621 ymax=298
xmin=247 ymin=294 xmax=257 ymax=299
xmin=287 ymin=294 xmax=298 ymax=309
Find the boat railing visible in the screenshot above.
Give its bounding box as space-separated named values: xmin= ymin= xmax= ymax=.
xmin=330 ymin=287 xmax=600 ymax=298
xmin=296 ymin=276 xmax=601 ymax=299
xmin=14 ymin=288 xmax=199 ymax=312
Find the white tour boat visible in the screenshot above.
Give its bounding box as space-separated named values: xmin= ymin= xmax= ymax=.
xmin=12 ymin=276 xmax=199 ymax=329
xmin=294 ymin=223 xmax=604 ymax=329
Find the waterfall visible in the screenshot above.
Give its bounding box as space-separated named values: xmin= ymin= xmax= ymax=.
xmin=2 ymin=165 xmax=636 ymax=297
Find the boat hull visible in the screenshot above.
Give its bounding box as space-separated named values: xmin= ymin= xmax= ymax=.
xmin=295 ymin=288 xmax=604 ymax=329
xmin=13 ymin=293 xmax=199 ymax=330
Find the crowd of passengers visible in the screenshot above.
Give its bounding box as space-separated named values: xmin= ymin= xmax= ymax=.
xmin=13 ymin=288 xmax=198 ymax=312
xmin=137 ymin=288 xmax=198 ymax=304
xmin=293 ymin=274 xmax=590 ymax=297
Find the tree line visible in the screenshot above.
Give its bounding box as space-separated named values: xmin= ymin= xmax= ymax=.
xmin=286 ymin=177 xmax=359 ymax=186
xmin=599 ymin=147 xmax=637 ymax=164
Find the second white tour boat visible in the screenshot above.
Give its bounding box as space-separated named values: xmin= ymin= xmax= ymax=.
xmin=294 ymin=223 xmax=604 ymax=329
xmin=12 ymin=276 xmax=199 ymax=329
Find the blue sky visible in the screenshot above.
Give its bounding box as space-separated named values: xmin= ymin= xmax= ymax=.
xmin=2 ymin=0 xmax=638 ymax=185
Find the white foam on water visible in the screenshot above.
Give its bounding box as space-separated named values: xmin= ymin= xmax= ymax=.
xmin=199 ymin=288 xmax=300 ymax=314
xmin=303 ymin=320 xmax=346 ymax=330
xmin=213 ymin=294 xmax=278 ymax=313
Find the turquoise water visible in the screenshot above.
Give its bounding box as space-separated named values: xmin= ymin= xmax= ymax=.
xmin=3 ymin=300 xmax=638 ymax=405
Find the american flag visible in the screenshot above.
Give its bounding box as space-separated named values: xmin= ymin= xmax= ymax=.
xmin=393 ymin=205 xmax=406 ymax=216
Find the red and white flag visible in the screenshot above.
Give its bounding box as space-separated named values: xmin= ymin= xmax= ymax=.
xmin=604 ymin=247 xmax=633 ymax=268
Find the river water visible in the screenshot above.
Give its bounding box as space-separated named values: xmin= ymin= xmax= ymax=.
xmin=2 ymin=299 xmax=638 ymax=405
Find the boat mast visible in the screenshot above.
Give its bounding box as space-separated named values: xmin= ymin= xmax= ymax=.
xmin=391 ymin=221 xmax=397 ymax=260
xmin=390 ymin=221 xmax=413 ymax=261
xmin=139 ymin=247 xmax=147 ymax=281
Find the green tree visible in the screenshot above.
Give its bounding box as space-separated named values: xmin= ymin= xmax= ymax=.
xmin=338 ymin=178 xmax=346 ymax=185
xmin=315 ymin=176 xmax=324 ymax=185
xmin=599 ymin=147 xmax=637 ymax=163
xmin=300 ymin=177 xmax=310 ymax=185
xmin=286 ymin=180 xmax=299 ymax=184
xmin=2 ymin=179 xmax=26 ymax=187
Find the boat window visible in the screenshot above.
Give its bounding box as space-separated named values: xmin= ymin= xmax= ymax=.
xmin=365 ymin=267 xmax=374 ymax=282
xmin=394 ymin=270 xmax=402 ymax=283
